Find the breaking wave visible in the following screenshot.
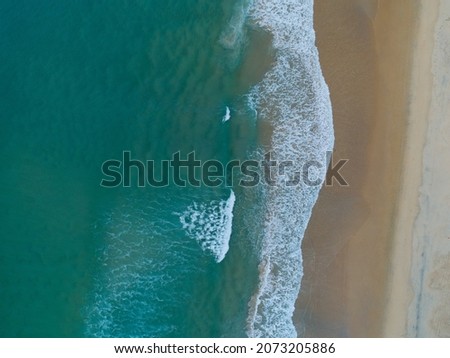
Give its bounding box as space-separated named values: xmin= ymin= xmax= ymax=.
xmin=180 ymin=190 xmax=236 ymax=263
xmin=245 ymin=0 xmax=334 ymax=338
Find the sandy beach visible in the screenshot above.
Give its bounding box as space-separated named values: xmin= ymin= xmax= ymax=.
xmin=294 ymin=0 xmax=450 ymax=337
xmin=389 ymin=0 xmax=450 ymax=337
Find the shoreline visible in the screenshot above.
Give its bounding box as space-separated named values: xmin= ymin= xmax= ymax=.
xmin=294 ymin=0 xmax=424 ymax=337
xmin=400 ymin=0 xmax=450 ymax=337
xmin=382 ymin=0 xmax=439 ymax=337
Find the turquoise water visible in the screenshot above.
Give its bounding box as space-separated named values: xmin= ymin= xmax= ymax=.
xmin=0 ymin=0 xmax=333 ymax=337
xmin=0 ymin=0 xmax=266 ymax=337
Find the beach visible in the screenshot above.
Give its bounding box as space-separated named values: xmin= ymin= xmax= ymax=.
xmin=391 ymin=0 xmax=450 ymax=337
xmin=2 ymin=0 xmax=449 ymax=339
xmin=295 ymin=0 xmax=450 ymax=337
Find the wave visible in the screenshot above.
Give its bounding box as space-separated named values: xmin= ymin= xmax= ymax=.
xmin=245 ymin=0 xmax=334 ymax=337
xmin=180 ymin=190 xmax=236 ymax=263
xmin=222 ymin=106 xmax=231 ymax=123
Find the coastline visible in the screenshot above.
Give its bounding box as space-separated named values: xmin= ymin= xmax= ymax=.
xmin=397 ymin=0 xmax=450 ymax=337
xmin=382 ymin=0 xmax=438 ymax=337
xmin=246 ymin=0 xmax=335 ymax=337
xmin=294 ymin=0 xmax=425 ymax=337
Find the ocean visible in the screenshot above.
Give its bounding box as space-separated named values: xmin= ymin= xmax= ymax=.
xmin=0 ymin=0 xmax=333 ymax=337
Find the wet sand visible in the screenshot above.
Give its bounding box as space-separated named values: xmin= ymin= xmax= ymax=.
xmin=294 ymin=0 xmax=421 ymax=337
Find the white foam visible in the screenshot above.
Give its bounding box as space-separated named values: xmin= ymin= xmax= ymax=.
xmin=245 ymin=0 xmax=335 ymax=338
xmin=222 ymin=106 xmax=231 ymax=123
xmin=180 ymin=190 xmax=236 ymax=263
xmin=246 ymin=90 xmax=259 ymax=119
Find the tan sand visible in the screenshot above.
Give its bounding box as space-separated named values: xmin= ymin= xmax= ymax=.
xmin=294 ymin=0 xmax=426 ymax=337
xmin=386 ymin=0 xmax=450 ymax=337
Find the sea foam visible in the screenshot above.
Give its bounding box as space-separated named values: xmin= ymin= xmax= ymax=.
xmin=245 ymin=0 xmax=334 ymax=337
xmin=222 ymin=106 xmax=231 ymax=123
xmin=180 ymin=190 xmax=236 ymax=263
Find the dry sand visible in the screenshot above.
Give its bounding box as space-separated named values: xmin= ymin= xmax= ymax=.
xmin=387 ymin=0 xmax=450 ymax=337
xmin=293 ymin=0 xmax=449 ymax=337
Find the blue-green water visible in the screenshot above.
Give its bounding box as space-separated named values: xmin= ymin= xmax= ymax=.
xmin=0 ymin=0 xmax=269 ymax=337
xmin=0 ymin=0 xmax=334 ymax=337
